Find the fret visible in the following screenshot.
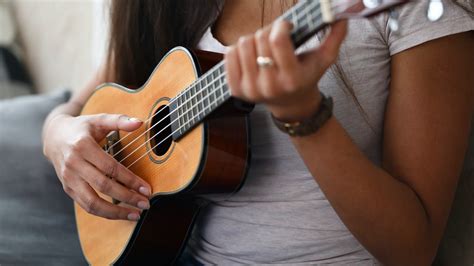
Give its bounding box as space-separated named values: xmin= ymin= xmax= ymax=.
xmin=172 ymin=1 xmax=330 ymax=140
xmin=206 ymin=75 xmax=215 ymax=108
xmin=195 ymin=83 xmax=203 ymax=121
xmin=192 ymin=86 xmax=199 ymax=123
xmin=191 ymin=85 xmax=198 ymax=124
xmin=305 ymin=5 xmax=315 ymax=32
xmin=213 ymin=71 xmax=221 ymax=101
xmin=201 ymin=77 xmax=210 ymax=114
xmin=189 ymin=86 xmax=194 ymax=126
xmin=220 ymin=75 xmax=227 ymax=100
xmin=177 ymin=93 xmax=183 ymax=135
xmin=319 ymin=0 xmax=334 ymax=23
xmin=289 ymin=6 xmax=298 ymax=28
xmin=180 ymin=91 xmax=186 ymax=132
xmin=185 ymin=88 xmax=192 ymax=131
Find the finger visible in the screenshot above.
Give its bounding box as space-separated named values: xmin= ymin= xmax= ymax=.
xmin=80 ymin=139 xmax=152 ymax=197
xmin=88 ymin=114 xmax=143 ymax=140
xmin=225 ymin=46 xmax=243 ymax=98
xmin=269 ymin=20 xmax=298 ymax=76
xmin=74 ymin=159 xmax=150 ymax=211
xmin=255 ymin=27 xmax=278 ymax=96
xmin=237 ymin=35 xmax=262 ymax=101
xmin=300 ymin=20 xmax=348 ymax=69
xmin=73 ymin=179 xmax=141 ymax=221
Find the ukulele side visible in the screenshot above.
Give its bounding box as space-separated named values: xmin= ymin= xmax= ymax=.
xmin=75 ymin=47 xmax=251 ymax=265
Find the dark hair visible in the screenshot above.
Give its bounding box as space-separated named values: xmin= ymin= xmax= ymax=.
xmin=107 ymin=0 xmax=370 ymax=126
xmin=107 ymin=0 xmax=224 ymax=87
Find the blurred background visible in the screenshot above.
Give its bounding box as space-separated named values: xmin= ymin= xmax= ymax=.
xmin=0 ymin=1 xmax=110 ymax=264
xmin=1 ymin=0 xmax=108 ymax=97
xmin=0 ymin=1 xmax=472 ymax=265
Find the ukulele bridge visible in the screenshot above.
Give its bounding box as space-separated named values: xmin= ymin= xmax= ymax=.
xmin=104 ymin=131 xmax=120 ymax=157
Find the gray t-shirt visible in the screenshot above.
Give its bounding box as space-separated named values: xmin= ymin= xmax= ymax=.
xmin=190 ymin=1 xmax=474 ymax=264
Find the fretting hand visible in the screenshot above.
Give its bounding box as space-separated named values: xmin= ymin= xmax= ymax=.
xmin=225 ymin=20 xmax=347 ymax=122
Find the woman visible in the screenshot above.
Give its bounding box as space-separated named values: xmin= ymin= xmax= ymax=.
xmin=42 ymin=0 xmax=474 ymax=264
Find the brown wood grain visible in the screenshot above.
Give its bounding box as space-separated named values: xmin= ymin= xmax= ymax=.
xmin=75 ymin=48 xmax=204 ymax=266
xmin=75 ymin=47 xmax=250 ymax=265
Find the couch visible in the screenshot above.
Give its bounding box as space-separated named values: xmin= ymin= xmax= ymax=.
xmin=0 ymin=91 xmax=85 ymax=265
xmin=0 ymin=91 xmax=472 ymax=265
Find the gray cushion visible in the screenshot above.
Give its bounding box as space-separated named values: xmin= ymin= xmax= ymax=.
xmin=0 ymin=90 xmax=85 ymax=265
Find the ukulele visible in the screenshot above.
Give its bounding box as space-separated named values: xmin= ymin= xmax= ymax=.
xmin=75 ymin=1 xmax=432 ymax=265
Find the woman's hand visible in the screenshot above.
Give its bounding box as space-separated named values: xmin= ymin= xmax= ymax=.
xmin=43 ymin=113 xmax=152 ymax=221
xmin=225 ymin=20 xmax=347 ymax=122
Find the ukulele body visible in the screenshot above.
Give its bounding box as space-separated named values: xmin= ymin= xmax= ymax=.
xmin=75 ymin=47 xmax=251 ymax=265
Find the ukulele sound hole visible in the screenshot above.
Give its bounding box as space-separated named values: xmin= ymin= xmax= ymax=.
xmin=149 ymin=105 xmax=173 ymax=156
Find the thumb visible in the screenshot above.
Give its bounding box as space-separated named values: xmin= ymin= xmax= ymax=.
xmin=88 ymin=114 xmax=143 ymax=139
xmin=300 ymin=20 xmax=348 ymax=71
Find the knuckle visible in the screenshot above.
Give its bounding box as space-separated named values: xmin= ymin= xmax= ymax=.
xmin=63 ymin=185 xmax=74 ymax=198
xmin=238 ymin=36 xmax=252 ymax=49
xmin=103 ymin=160 xmax=119 ymax=178
xmin=70 ymin=136 xmax=90 ymax=153
xmin=95 ymin=177 xmax=111 ymax=193
xmin=61 ymin=169 xmax=73 ymax=183
xmin=269 ymin=33 xmax=285 ymax=48
xmin=62 ymin=184 xmax=73 ymax=196
xmin=255 ymin=29 xmax=267 ymax=43
xmin=84 ymin=197 xmax=98 ymax=215
xmin=125 ymin=192 xmax=138 ymax=204
xmin=63 ymin=155 xmax=77 ymax=171
xmin=96 ymin=113 xmax=108 ymax=120
xmin=226 ymin=46 xmax=237 ymax=58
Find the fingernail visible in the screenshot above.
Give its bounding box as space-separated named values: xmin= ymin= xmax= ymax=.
xmin=128 ymin=117 xmax=142 ymax=123
xmin=128 ymin=213 xmax=140 ymax=221
xmin=137 ymin=201 xmax=150 ymax=210
xmin=139 ymin=186 xmax=151 ymax=197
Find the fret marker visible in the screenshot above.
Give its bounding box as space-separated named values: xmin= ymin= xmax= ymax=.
xmin=319 ymin=0 xmax=334 ymax=23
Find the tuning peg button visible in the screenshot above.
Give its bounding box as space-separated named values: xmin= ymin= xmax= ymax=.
xmin=388 ymin=9 xmax=400 ymax=32
xmin=363 ymin=0 xmax=382 ymax=9
xmin=428 ymin=0 xmax=444 ymax=21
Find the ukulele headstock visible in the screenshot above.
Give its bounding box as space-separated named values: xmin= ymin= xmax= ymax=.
xmin=326 ymin=0 xmax=444 ymax=31
xmin=328 ymin=0 xmax=409 ymax=20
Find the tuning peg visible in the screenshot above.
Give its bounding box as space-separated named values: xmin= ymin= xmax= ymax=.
xmin=363 ymin=0 xmax=382 ymax=9
xmin=388 ymin=9 xmax=400 ymax=32
xmin=428 ymin=0 xmax=444 ymax=21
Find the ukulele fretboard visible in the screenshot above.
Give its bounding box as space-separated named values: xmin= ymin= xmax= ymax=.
xmin=170 ymin=0 xmax=331 ymax=140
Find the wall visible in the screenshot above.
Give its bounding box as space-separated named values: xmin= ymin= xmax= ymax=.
xmin=11 ymin=0 xmax=107 ymax=93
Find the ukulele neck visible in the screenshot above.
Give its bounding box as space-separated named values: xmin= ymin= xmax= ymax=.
xmin=169 ymin=0 xmax=334 ymax=140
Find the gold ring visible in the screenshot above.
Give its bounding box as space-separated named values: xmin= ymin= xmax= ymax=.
xmin=257 ymin=56 xmax=274 ymax=68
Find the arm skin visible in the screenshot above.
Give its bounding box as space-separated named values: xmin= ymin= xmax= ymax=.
xmin=226 ymin=19 xmax=473 ymax=265
xmin=42 ymin=68 xmax=153 ymax=221
xmin=291 ymin=32 xmax=474 ymax=265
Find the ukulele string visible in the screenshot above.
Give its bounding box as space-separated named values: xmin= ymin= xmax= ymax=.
xmin=119 ymin=71 xmax=227 ymax=165
xmin=107 ymin=0 xmax=338 ymax=159
xmin=122 ymin=6 xmax=346 ymax=169
xmin=105 ymin=0 xmax=351 ymax=157
xmin=113 ymin=0 xmax=352 ymax=165
xmin=125 ymin=88 xmax=233 ymax=169
xmin=116 ymin=2 xmax=332 ymax=164
xmin=104 ymin=0 xmax=316 ymax=155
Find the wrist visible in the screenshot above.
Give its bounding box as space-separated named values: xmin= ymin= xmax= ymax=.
xmin=42 ymin=114 xmax=71 ymax=157
xmin=270 ymin=92 xmax=333 ymax=137
xmin=268 ymin=90 xmax=322 ymax=122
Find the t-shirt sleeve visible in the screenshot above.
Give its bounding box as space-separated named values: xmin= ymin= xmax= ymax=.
xmin=387 ymin=0 xmax=474 ymax=56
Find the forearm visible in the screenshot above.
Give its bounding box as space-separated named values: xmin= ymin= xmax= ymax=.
xmin=292 ymin=117 xmax=437 ymax=265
